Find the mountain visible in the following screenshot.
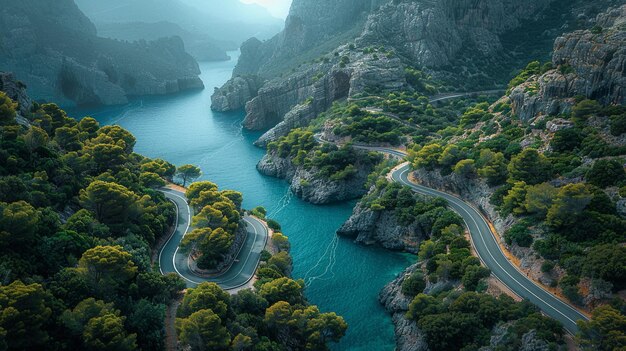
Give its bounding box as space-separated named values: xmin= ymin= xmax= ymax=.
xmin=96 ymin=21 xmax=230 ymax=61
xmin=74 ymin=0 xmax=283 ymax=46
xmin=0 ymin=0 xmax=203 ymax=107
xmin=212 ymin=0 xmax=622 ymax=144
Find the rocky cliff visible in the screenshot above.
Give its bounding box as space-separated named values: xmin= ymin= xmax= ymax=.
xmin=0 ymin=73 xmax=32 ymax=117
xmin=0 ymin=0 xmax=203 ymax=106
xmin=215 ymin=48 xmax=406 ymax=147
xmin=510 ymin=5 xmax=626 ymax=120
xmin=256 ymin=149 xmax=375 ymax=204
xmin=214 ymin=0 xmax=616 ymax=144
xmin=211 ymin=75 xmax=265 ymax=112
xmin=337 ymin=191 xmax=427 ymax=253
xmin=378 ymin=264 xmax=429 ymax=351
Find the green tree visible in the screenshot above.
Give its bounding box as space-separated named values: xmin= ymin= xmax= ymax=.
xmin=98 ymin=125 xmax=136 ymax=153
xmin=0 ymin=201 xmax=41 ymax=250
xmin=0 ymin=92 xmax=17 ymax=125
xmin=177 ymin=165 xmax=202 ymax=187
xmin=502 ymin=181 xmax=528 ymax=215
xmin=140 ymin=159 xmax=176 ymax=181
xmin=79 ymin=180 xmax=139 ymax=226
xmin=401 ymin=271 xmax=426 ymax=297
xmin=572 ymin=99 xmax=601 ymax=119
xmin=406 ymin=294 xmax=439 ymax=322
xmin=139 ymin=172 xmax=166 ymax=188
xmin=83 ymin=313 xmax=137 ymax=351
xmin=477 ymin=149 xmax=508 ymax=185
xmin=77 ymin=117 xmax=100 ymax=138
xmin=127 ymin=299 xmax=166 ymax=351
xmin=176 ymin=309 xmax=230 ymax=351
xmin=196 ymin=228 xmax=233 ymax=269
xmin=77 ymin=246 xmax=138 ymax=297
xmin=410 ymin=144 xmax=443 ymax=170
xmin=551 ymin=128 xmax=583 ymax=152
xmin=0 ymin=281 xmax=52 ymax=350
xmin=583 ymin=245 xmax=626 ymax=289
xmin=462 ymin=265 xmax=491 ymax=291
xmin=586 ymin=159 xmax=626 ymax=188
xmin=524 ymin=182 xmax=557 ymax=217
xmin=178 ymin=282 xmax=230 ymax=319
xmin=54 ymin=126 xmax=82 ymax=151
xmin=453 ymin=159 xmax=476 ymax=178
xmin=185 ymin=181 xmax=218 ymax=201
xmin=577 ymin=305 xmax=626 ymax=351
xmin=259 ymin=277 xmax=304 ymax=305
xmin=507 ymin=148 xmax=552 ymax=184
xmin=546 ymin=183 xmax=592 ymax=229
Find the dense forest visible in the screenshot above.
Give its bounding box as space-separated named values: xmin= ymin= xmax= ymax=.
xmin=0 ymin=90 xmax=347 ymax=350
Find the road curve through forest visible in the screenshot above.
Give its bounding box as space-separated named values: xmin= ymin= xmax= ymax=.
xmin=321 ymin=138 xmax=589 ymax=334
xmin=158 ymin=188 xmax=269 ymax=290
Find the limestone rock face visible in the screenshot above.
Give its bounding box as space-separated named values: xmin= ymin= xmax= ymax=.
xmin=378 ymin=264 xmax=429 ymax=351
xmin=510 ymin=5 xmax=626 ymax=120
xmin=211 ymin=76 xmax=264 ymax=112
xmin=359 ymin=0 xmax=553 ymax=69
xmin=337 ymin=190 xmax=427 ymax=252
xmin=0 ymin=0 xmax=203 ymax=107
xmin=256 ymin=150 xmax=374 ymax=204
xmin=0 ymin=72 xmax=32 ymax=116
xmin=217 ymin=0 xmax=598 ymax=139
xmin=242 ymin=55 xmax=406 ymax=144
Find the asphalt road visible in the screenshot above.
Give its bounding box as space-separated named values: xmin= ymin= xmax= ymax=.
xmin=350 ymin=145 xmax=589 ymax=334
xmin=158 ymin=188 xmax=269 ymax=290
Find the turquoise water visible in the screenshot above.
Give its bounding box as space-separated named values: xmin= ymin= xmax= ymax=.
xmin=67 ymin=54 xmax=414 ymax=350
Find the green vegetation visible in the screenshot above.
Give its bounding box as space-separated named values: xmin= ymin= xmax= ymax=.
xmin=0 ymin=95 xmax=185 ymax=351
xmin=176 ymin=164 xmax=201 ymax=187
xmin=0 ymin=91 xmax=348 ymax=351
xmin=180 ymin=181 xmax=242 ymax=269
xmin=406 ymin=61 xmax=626 ymax=332
xmin=175 ymin=219 xmax=347 ymax=351
xmin=324 ymin=103 xmax=410 ymax=145
xmin=398 ymin=197 xmax=564 ymax=350
xmin=407 ymin=291 xmax=563 ymax=351
xmin=267 ymin=129 xmax=382 ymax=181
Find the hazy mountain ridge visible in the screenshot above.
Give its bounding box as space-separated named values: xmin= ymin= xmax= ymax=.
xmin=95 ymin=21 xmax=230 ymax=62
xmin=0 ymin=0 xmax=203 ymax=106
xmin=74 ymin=0 xmax=283 ymax=47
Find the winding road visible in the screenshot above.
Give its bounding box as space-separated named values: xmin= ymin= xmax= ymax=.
xmin=158 ymin=188 xmax=269 ymax=290
xmin=319 ymin=138 xmax=589 ymax=334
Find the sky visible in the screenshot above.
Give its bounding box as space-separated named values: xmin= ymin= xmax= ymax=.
xmin=241 ymin=0 xmax=292 ymax=18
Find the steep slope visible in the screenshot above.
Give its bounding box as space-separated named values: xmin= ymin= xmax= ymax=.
xmin=510 ymin=5 xmax=626 ymax=120
xmin=0 ymin=0 xmax=203 ymax=106
xmin=213 ymin=0 xmax=620 ymax=146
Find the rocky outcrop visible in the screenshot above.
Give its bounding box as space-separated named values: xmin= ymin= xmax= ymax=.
xmin=510 ymin=5 xmax=626 ymax=120
xmin=244 ymin=54 xmax=406 ymax=144
xmin=337 ymin=192 xmax=427 ymax=253
xmin=378 ymin=264 xmax=429 ymax=351
xmin=220 ymin=0 xmax=606 ymax=139
xmin=211 ymin=75 xmax=264 ymax=112
xmin=0 ymin=0 xmax=203 ymax=107
xmin=358 ymin=0 xmax=553 ymax=69
xmin=479 ymin=326 xmax=550 ymax=351
xmin=0 ymin=72 xmax=32 ymax=116
xmin=256 ymin=150 xmax=373 ymax=204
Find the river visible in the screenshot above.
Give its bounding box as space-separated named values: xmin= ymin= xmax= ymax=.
xmin=67 ymin=53 xmax=414 ymax=350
